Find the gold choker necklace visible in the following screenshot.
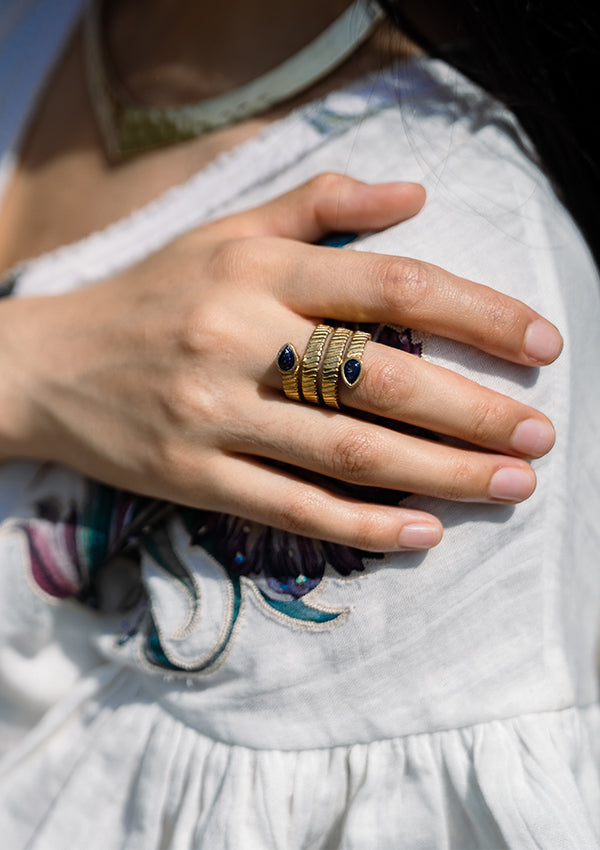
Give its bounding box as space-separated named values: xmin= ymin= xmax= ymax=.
xmin=84 ymin=0 xmax=384 ymax=160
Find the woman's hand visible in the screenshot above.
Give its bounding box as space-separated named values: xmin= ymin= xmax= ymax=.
xmin=0 ymin=174 xmax=562 ymax=551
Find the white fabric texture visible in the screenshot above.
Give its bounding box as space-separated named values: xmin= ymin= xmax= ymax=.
xmin=0 ymin=1 xmax=599 ymax=847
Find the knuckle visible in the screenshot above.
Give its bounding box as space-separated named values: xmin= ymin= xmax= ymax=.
xmin=209 ymin=235 xmax=289 ymax=294
xmin=366 ymin=357 xmax=416 ymax=414
xmin=307 ymin=172 xmax=346 ymax=197
xmin=328 ymin=425 xmax=379 ymax=483
xmin=275 ymin=489 xmax=320 ymax=536
xmin=347 ymin=510 xmax=390 ymax=551
xmin=271 ymin=483 xmax=391 ymax=551
xmin=306 ymin=173 xmax=349 ymax=229
xmin=157 ymin=373 xmax=213 ymax=430
xmin=439 ymin=456 xmax=475 ymax=501
xmin=469 ymin=396 xmax=510 ymax=446
xmin=476 ymin=292 xmax=520 ymax=338
xmin=175 ymin=303 xmax=227 ymax=355
xmin=375 ymin=256 xmax=431 ymax=316
xmin=208 ymin=236 xmax=265 ymax=282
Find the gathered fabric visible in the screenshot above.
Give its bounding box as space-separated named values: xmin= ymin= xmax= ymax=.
xmin=1 ymin=666 xmax=599 ymax=850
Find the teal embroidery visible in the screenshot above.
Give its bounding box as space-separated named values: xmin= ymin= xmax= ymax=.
xmin=16 ymin=324 xmax=425 ymax=675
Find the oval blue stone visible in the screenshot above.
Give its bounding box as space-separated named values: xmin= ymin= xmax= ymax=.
xmin=343 ymin=358 xmax=362 ymax=386
xmin=277 ymin=344 xmax=297 ymax=372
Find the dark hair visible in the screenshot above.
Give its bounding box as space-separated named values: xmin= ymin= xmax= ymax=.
xmin=377 ymin=0 xmax=600 ymax=267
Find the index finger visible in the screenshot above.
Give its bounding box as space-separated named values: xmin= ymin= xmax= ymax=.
xmin=267 ymin=239 xmax=563 ymax=367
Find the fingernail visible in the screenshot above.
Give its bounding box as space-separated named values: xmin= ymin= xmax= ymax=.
xmin=523 ymin=319 xmax=563 ymax=364
xmin=489 ymin=466 xmax=536 ymax=502
xmin=397 ymin=523 xmax=442 ymax=549
xmin=510 ymin=418 xmax=555 ymax=457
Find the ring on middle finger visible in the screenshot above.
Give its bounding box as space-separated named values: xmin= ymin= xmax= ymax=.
xmin=319 ymin=326 xmax=353 ymax=408
xmin=340 ymin=330 xmax=371 ymax=390
xmin=301 ymin=323 xmax=334 ymax=404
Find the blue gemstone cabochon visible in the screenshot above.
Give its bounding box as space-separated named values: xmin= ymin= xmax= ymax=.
xmin=277 ymin=343 xmax=298 ymax=373
xmin=342 ymin=357 xmax=363 ymax=387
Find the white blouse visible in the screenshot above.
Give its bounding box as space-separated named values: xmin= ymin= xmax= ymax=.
xmin=0 ymin=1 xmax=599 ymax=847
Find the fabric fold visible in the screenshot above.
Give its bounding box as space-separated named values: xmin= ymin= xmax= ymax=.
xmin=0 ymin=668 xmax=598 ymax=849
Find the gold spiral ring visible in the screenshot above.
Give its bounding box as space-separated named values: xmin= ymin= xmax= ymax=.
xmin=340 ymin=330 xmax=371 ymax=390
xmin=319 ymin=327 xmax=353 ymax=408
xmin=277 ymin=325 xmax=370 ymax=406
xmin=301 ymin=323 xmax=334 ymax=404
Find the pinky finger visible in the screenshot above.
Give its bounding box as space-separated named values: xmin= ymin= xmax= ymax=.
xmin=209 ymin=454 xmax=443 ymax=552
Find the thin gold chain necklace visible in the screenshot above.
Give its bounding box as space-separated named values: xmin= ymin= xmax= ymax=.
xmin=84 ymin=0 xmax=384 ymax=160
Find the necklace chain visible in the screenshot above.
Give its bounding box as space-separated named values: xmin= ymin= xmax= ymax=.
xmin=84 ymin=0 xmax=384 ymax=160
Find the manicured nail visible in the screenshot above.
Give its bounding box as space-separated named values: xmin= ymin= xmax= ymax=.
xmin=489 ymin=466 xmax=536 ymax=502
xmin=510 ymin=418 xmax=555 ymax=457
xmin=523 ymin=319 xmax=563 ymax=364
xmin=397 ymin=523 xmax=442 ymax=549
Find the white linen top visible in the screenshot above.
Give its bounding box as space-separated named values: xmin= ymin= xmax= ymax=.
xmin=0 ymin=1 xmax=599 ymax=848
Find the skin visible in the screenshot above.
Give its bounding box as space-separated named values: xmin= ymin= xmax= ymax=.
xmin=0 ymin=1 xmax=563 ymax=552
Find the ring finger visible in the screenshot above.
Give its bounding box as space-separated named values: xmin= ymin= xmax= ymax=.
xmin=228 ymin=389 xmax=537 ymax=505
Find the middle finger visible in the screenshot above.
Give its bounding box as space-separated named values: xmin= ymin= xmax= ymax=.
xmin=337 ymin=341 xmax=555 ymax=459
xmin=261 ymin=325 xmax=554 ymax=460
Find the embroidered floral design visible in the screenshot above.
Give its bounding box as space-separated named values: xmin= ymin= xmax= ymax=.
xmin=15 ymin=324 xmax=424 ymax=673
xmin=18 ymin=485 xmax=143 ymax=600
xmin=186 ymin=323 xmax=424 ymax=604
xmin=190 ymin=511 xmax=373 ymax=599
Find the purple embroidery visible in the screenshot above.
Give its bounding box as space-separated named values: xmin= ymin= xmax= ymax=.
xmin=15 ymin=326 xmax=425 ymax=671
xmin=193 ymin=324 xmax=424 ymax=599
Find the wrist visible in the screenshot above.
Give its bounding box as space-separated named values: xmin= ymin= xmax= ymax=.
xmin=0 ymin=296 xmax=46 ymax=460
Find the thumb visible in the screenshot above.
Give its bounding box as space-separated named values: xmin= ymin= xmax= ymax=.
xmin=209 ymin=173 xmax=426 ymax=242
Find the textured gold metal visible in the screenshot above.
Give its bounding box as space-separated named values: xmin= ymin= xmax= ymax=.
xmin=320 ymin=327 xmax=353 ymax=408
xmin=301 ymin=324 xmax=334 ymax=404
